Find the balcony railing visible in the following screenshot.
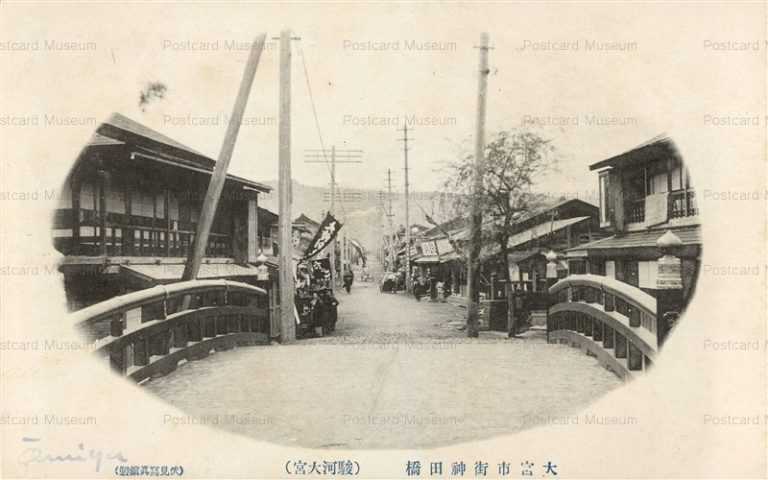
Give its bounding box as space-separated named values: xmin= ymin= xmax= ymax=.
xmin=54 ymin=208 xmax=232 ymax=257
xmin=669 ymin=189 xmax=697 ymax=219
xmin=626 ymin=198 xmax=645 ymax=224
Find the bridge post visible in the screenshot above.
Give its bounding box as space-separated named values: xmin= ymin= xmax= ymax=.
xmin=614 ymin=332 xmax=627 ymax=359
xmin=109 ymin=314 xmax=126 ymax=374
xmin=627 ymin=342 xmax=643 ymax=371
xmin=134 ymin=336 xmax=149 ymax=366
xmin=656 ymin=230 xmax=684 ymax=347
xmin=603 ymin=324 xmax=614 ymax=349
xmin=545 ymin=250 xmax=559 ymax=343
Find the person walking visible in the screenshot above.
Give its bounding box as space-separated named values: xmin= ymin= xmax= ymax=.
xmin=342 ymin=266 xmax=354 ymax=293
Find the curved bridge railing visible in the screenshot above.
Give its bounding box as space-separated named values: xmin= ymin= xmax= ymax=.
xmin=547 ymin=274 xmax=658 ymax=380
xmin=71 ymin=279 xmax=270 ymax=383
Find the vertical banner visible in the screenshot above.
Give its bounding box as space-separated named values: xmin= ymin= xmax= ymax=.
xmin=302 ymin=212 xmax=343 ymax=260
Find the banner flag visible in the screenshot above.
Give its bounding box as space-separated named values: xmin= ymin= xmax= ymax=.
xmin=302 ymin=212 xmax=343 ymax=260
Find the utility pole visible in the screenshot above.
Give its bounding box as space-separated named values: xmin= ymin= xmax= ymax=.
xmin=182 ymin=34 xmax=266 ymax=284
xmin=387 ymin=168 xmax=394 ymax=217
xmin=304 ymin=146 xmax=363 ymax=288
xmin=278 ymin=29 xmax=296 ymax=342
xmin=397 ymin=124 xmax=412 ymax=292
xmin=330 ymin=146 xmax=336 ymax=287
xmin=467 ymin=32 xmax=491 ymax=338
xmin=386 ymin=168 xmax=396 ymax=270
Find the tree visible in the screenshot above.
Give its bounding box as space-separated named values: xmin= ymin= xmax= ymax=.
xmin=138 ymin=81 xmax=167 ymax=112
xmin=441 ymin=129 xmax=556 ymax=285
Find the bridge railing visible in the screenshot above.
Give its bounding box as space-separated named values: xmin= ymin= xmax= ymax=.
xmin=71 ymin=279 xmax=270 ymax=382
xmin=548 ymin=274 xmax=658 ymax=378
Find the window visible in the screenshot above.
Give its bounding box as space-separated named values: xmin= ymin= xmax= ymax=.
xmin=80 ymin=181 xmax=97 ymax=210
xmin=155 ymin=192 xmax=165 ymax=218
xmin=638 ymin=261 xmax=658 ymax=289
xmin=131 ymin=190 xmax=155 ymax=218
xmin=650 ymin=172 xmax=667 ymax=194
xmin=106 ymin=185 xmax=125 ymax=214
xmin=670 ymin=166 xmax=682 ymax=191
xmin=168 ymin=193 xmax=179 ymax=220
xmin=598 ymin=173 xmax=609 ymax=225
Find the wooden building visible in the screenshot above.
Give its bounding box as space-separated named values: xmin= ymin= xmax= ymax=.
xmin=566 ymin=135 xmax=701 ymax=301
xmin=53 ymin=113 xmax=273 ymax=310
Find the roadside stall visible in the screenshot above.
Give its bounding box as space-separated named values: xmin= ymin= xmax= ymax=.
xmin=292 ymin=213 xmax=342 ymax=338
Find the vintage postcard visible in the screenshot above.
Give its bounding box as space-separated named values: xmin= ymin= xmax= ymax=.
xmin=1 ymin=2 xmax=766 ymax=478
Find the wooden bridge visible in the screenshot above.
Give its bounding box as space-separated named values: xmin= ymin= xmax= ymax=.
xmin=71 ymin=279 xmax=271 ymax=383
xmin=547 ymin=274 xmax=658 ymax=381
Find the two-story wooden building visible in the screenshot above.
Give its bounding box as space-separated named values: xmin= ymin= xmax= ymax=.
xmin=566 ymin=135 xmax=701 ymax=301
xmin=546 ymin=136 xmax=701 ymax=377
xmin=53 ymin=113 xmax=273 ymax=310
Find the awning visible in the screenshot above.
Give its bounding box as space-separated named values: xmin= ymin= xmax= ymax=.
xmin=507 ymin=249 xmax=543 ymax=264
xmin=507 ymin=216 xmax=591 ymax=249
xmin=478 ymin=216 xmax=591 ymax=259
xmin=121 ymin=262 xmax=261 ymax=286
xmin=439 ymin=251 xmax=462 ymax=263
xmin=566 ymin=225 xmax=701 ymax=259
xmin=414 ymin=256 xmax=440 ymax=264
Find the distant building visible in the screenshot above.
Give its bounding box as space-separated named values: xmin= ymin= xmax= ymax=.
xmin=52 ymin=113 xmax=272 ymax=310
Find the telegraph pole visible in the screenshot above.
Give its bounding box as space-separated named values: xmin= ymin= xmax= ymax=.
xmin=182 ymin=34 xmax=266 ymax=283
xmin=387 ymin=168 xmax=394 ymax=217
xmin=330 ymin=146 xmax=336 ymax=287
xmin=278 ymin=29 xmax=296 ymax=342
xmin=467 ymin=32 xmax=491 ymax=338
xmin=386 ymin=168 xmax=396 ymax=270
xmin=398 ymin=124 xmax=412 ymax=292
xmin=304 ymin=146 xmax=363 ymax=289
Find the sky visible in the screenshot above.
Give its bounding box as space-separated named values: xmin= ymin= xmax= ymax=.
xmin=3 ymin=2 xmax=764 ymax=206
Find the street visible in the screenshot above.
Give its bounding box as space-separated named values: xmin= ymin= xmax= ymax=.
xmin=146 ymin=282 xmax=620 ymax=449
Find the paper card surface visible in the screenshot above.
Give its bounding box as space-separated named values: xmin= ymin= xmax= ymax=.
xmin=0 ymin=2 xmax=766 ymax=479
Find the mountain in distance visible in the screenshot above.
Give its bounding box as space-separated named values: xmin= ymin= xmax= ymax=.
xmin=258 ymin=180 xmax=445 ymax=253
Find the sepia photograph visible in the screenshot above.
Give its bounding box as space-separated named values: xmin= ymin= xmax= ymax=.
xmin=0 ymin=2 xmax=765 ymax=479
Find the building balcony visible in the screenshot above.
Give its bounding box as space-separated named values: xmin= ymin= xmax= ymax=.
xmin=624 ymin=189 xmax=697 ymax=228
xmin=53 ymin=208 xmax=232 ymax=258
xmin=668 ymin=189 xmax=697 ymax=219
xmin=626 ymin=198 xmax=645 ymax=224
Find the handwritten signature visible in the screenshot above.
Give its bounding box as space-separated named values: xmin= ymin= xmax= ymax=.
xmin=18 ymin=437 xmax=128 ymax=472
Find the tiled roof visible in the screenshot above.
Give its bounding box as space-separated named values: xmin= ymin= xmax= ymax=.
xmin=568 ymin=225 xmax=701 ymax=252
xmin=589 ymin=134 xmax=677 ymax=171
xmin=479 ymin=216 xmax=591 ymax=259
xmin=105 ymin=113 xmax=208 ymax=157
xmin=88 ymin=132 xmax=125 ymax=147
xmin=91 ymin=113 xmax=271 ymax=193
xmin=507 ymin=216 xmax=591 ymax=249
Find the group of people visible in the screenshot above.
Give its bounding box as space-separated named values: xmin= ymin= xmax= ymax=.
xmin=412 ymin=273 xmax=452 ymax=302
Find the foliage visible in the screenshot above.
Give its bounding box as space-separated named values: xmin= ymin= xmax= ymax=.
xmin=440 ymin=129 xmax=556 ymax=272
xmin=138 ymin=81 xmax=168 ymax=111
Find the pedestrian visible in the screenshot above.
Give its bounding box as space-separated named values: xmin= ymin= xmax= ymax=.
xmin=342 ymin=266 xmax=354 ymax=293
xmin=413 ymin=275 xmax=426 ymax=301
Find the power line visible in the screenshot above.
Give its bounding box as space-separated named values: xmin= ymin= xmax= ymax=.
xmin=296 ymin=39 xmax=352 ymax=221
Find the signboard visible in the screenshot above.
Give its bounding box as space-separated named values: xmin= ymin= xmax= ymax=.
xmin=435 ymin=238 xmax=453 ymax=255
xmin=421 ymin=241 xmax=438 ymax=256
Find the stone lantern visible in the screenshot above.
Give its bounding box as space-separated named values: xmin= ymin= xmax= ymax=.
xmin=656 ymin=230 xmax=684 ymax=347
